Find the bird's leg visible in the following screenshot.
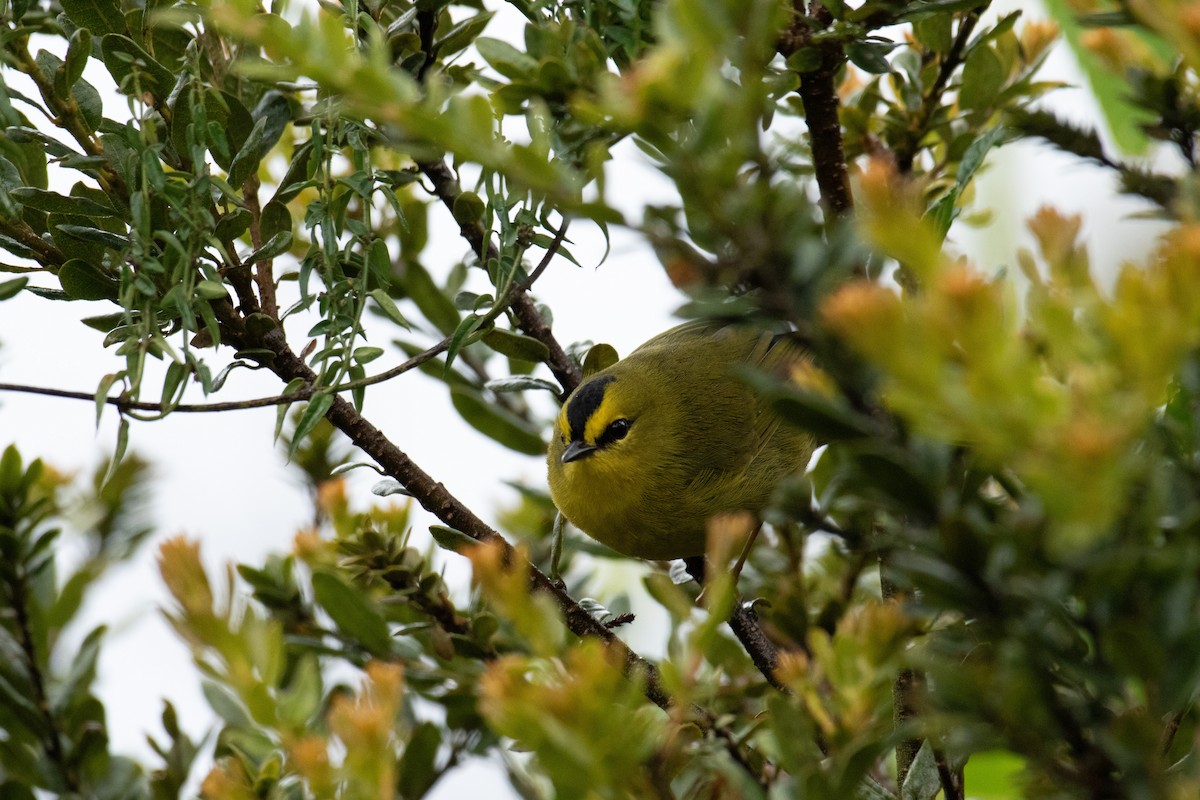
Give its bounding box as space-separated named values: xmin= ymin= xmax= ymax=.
xmin=730 ymin=522 xmax=764 ymax=587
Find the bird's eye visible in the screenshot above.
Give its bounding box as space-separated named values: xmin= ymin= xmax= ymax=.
xmin=600 ymin=418 xmax=631 ymax=445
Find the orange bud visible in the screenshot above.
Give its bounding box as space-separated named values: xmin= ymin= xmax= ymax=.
xmin=158 ymin=537 xmax=214 ymax=619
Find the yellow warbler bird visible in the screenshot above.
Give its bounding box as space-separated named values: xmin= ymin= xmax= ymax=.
xmin=547 ymin=322 xmax=815 ymax=560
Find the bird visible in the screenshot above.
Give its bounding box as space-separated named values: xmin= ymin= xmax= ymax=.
xmin=547 ymin=321 xmax=815 ymax=560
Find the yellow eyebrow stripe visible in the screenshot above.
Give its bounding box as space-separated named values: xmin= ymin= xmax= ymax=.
xmin=583 ymin=393 xmax=620 ymax=444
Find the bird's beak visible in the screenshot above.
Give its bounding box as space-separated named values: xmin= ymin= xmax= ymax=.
xmin=561 ymin=440 xmax=597 ymax=464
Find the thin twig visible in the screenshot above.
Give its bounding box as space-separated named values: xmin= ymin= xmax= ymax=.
xmin=895 ymin=10 xmax=984 ymax=174
xmin=0 ymin=224 xmax=572 ymax=415
xmin=683 ymin=556 xmax=790 ymax=693
xmin=881 ymin=555 xmax=923 ymax=786
xmin=934 ymin=746 xmax=964 ymax=800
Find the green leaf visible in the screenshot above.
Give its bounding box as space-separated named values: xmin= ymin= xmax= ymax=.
xmin=846 ymin=41 xmax=894 ymax=74
xmin=25 ymin=287 xmax=70 ymax=301
xmin=51 ymin=625 xmax=105 ymax=715
xmin=11 ymin=188 xmax=118 ymax=217
xmin=349 ymin=362 xmax=366 ymax=411
xmin=61 ymin=0 xmax=125 ymax=35
xmin=64 ymin=29 xmax=93 ymax=89
xmin=260 ymin=200 xmax=292 ymax=243
xmin=168 ymin=86 xmax=255 ymax=169
xmin=926 ymin=126 xmax=1007 ymax=239
xmin=0 ymin=277 xmax=27 ymax=300
xmin=368 ymin=289 xmax=411 ymax=328
xmin=398 ymin=260 xmax=460 ymax=335
xmin=1040 ymin=0 xmax=1151 ymax=153
xmin=58 ymin=259 xmax=118 ymax=301
xmin=785 ymin=46 xmax=822 ymax=73
xmin=900 ymin=0 xmax=990 ymax=20
xmin=959 ymin=44 xmax=1005 ymax=111
xmin=100 ymin=34 xmax=176 ymax=99
xmin=202 ymin=681 xmax=252 ymax=727
xmin=901 ymin=742 xmax=942 ymax=800
xmin=94 ymin=372 xmax=120 ymax=425
xmin=475 ymin=37 xmax=538 ymax=80
xmin=277 ymin=656 xmax=323 ymax=728
xmin=289 ymin=392 xmax=333 ymax=458
xmin=365 ymin=237 xmax=391 ymax=289
xmin=0 ymin=780 xmax=36 ymax=800
xmin=102 ymin=416 xmax=129 ymax=487
xmin=435 ymin=11 xmax=494 ymax=57
xmin=643 ymin=572 xmax=696 ymax=621
xmin=397 ymin=722 xmax=443 ymax=798
xmin=481 ymin=328 xmax=550 ymax=362
xmin=311 ymin=571 xmax=394 ymax=658
xmin=245 ymin=231 xmax=293 ymax=263
xmin=71 ymin=76 xmax=103 ymax=131
xmin=47 ymin=566 xmax=97 ymax=631
xmin=160 ymin=360 xmax=187 ymax=408
xmin=272 ymin=141 xmax=314 ymax=204
xmin=352 ymin=346 xmax=384 ymax=364
xmin=80 ymin=313 xmax=125 ymax=332
xmin=215 ymin=208 xmax=252 ymax=241
xmin=227 ymin=116 xmax=268 ymax=188
xmin=444 ymin=314 xmax=482 ymax=373
xmin=429 ymin=525 xmax=478 ymax=554
xmin=0 ymin=669 xmax=48 ymax=736
xmin=249 ymin=90 xmax=292 ymax=160
xmin=451 ymin=190 xmax=486 ymax=226
xmin=450 ymin=386 xmax=545 ymax=455
xmin=195 ymin=280 xmax=228 ymax=300
xmin=485 ymin=375 xmax=560 ymax=394
xmin=274 ymin=378 xmax=307 ymax=443
xmin=962 ymin=750 xmax=1025 ymax=799
xmin=912 ymin=14 xmax=953 ymax=51
xmin=582 ymin=343 xmax=618 ymax=376
xmin=55 ymin=224 xmax=127 ymax=251
xmin=856 ymin=776 xmax=896 ymax=800
xmin=0 ymin=155 xmax=30 ymax=217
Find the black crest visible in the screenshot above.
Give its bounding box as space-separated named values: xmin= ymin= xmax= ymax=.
xmin=566 ymin=376 xmax=615 ymax=441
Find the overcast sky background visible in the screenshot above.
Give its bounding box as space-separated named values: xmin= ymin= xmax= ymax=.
xmin=0 ymin=0 xmax=1176 ymax=794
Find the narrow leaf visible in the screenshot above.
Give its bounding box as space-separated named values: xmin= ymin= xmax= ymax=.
xmin=0 ymin=277 xmax=27 ymax=300
xmin=288 ymin=392 xmax=333 ymax=459
xmin=311 ymin=572 xmax=394 ymax=657
xmin=429 ymin=524 xmax=478 ymax=554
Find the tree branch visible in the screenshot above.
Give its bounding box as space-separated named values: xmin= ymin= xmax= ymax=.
xmin=0 ymin=224 xmax=571 ymax=415
xmin=894 ymin=10 xmax=983 ymax=174
xmin=9 ymin=36 xmax=126 ymax=199
xmin=780 ymin=1 xmax=854 ymax=221
xmin=242 ymin=174 xmax=279 ymax=319
xmin=255 ymin=323 xmax=766 ymax=783
xmin=684 ymin=556 xmax=792 ymax=693
xmin=416 ymin=159 xmax=582 ymax=394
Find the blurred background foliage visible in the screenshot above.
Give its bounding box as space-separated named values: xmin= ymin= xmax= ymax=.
xmin=0 ymin=0 xmax=1199 ymax=797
